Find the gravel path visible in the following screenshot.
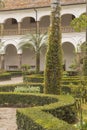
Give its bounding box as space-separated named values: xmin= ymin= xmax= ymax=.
xmin=0 ymin=77 xmax=23 ymax=130
xmin=0 ymin=108 xmax=17 ymax=130
xmin=0 ymin=77 xmax=23 ymax=85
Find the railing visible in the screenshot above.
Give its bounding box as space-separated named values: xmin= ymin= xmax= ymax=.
xmin=3 ymin=29 xmax=18 ymax=35
xmin=0 ymin=26 xmax=78 ymax=36
xmin=21 ymin=28 xmax=36 ymax=35
xmin=62 ymin=26 xmax=75 ymax=33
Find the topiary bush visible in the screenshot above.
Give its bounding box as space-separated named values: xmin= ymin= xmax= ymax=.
xmin=44 ymin=1 xmax=63 ymax=95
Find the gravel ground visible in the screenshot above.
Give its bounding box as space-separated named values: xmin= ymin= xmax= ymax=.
xmin=0 ymin=77 xmax=23 ymax=130
xmin=0 ymin=77 xmax=23 ymax=85
xmin=0 ymin=108 xmax=17 ymax=130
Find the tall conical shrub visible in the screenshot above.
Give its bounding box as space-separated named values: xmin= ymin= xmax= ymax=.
xmin=44 ymin=1 xmax=63 ymax=94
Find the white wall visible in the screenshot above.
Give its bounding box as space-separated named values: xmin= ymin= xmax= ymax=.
xmin=0 ymin=3 xmax=86 ymax=70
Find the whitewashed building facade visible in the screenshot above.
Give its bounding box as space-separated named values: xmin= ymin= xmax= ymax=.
xmin=0 ymin=0 xmax=86 ymax=71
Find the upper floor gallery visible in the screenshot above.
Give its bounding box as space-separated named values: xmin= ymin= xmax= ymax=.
xmin=0 ymin=0 xmax=86 ymax=36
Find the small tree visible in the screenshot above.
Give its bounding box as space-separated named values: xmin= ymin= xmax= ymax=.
xmin=71 ymin=14 xmax=87 ymax=76
xmin=44 ymin=1 xmax=63 ymax=94
xmin=18 ymin=33 xmax=47 ymax=74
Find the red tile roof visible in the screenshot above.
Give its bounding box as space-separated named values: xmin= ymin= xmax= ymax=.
xmin=0 ymin=0 xmax=86 ymax=11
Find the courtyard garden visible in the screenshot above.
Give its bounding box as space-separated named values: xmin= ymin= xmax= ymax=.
xmin=0 ymin=0 xmax=87 ymax=130
xmin=0 ymin=71 xmax=87 ymax=129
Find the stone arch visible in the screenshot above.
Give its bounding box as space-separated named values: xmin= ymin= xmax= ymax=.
xmin=4 ymin=39 xmax=18 ymax=53
xmin=61 ymin=14 xmax=75 ymax=26
xmin=22 ymin=47 xmax=35 ymax=68
xmin=4 ymin=18 xmax=18 ymax=29
xmin=21 ymin=17 xmax=36 ymax=28
xmin=39 ymin=15 xmax=50 ymax=33
xmin=2 ymin=17 xmax=18 ymax=23
xmin=5 ymin=44 xmax=19 ymax=70
xmin=40 ymin=45 xmax=47 ymax=70
xmin=39 ymin=15 xmax=50 ymax=27
xmin=62 ymin=42 xmax=75 ymax=71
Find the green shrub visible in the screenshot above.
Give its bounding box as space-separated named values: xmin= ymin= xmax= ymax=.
xmin=63 ymin=71 xmax=68 ymax=77
xmin=0 ymin=83 xmax=44 ymax=93
xmin=17 ymin=108 xmax=77 ymax=130
xmin=14 ymin=86 xmax=40 ymax=93
xmin=21 ymin=64 xmax=30 ymax=71
xmin=16 ymin=95 xmax=77 ymax=130
xmin=0 ymin=93 xmax=77 ymax=129
xmin=0 ymin=72 xmax=11 ymax=81
xmin=7 ymin=70 xmax=22 ymax=77
xmin=67 ymin=71 xmax=78 ymax=76
xmin=0 ymin=92 xmax=58 ymax=107
xmin=23 ymin=74 xmax=44 ymax=83
xmin=44 ymin=0 xmax=63 ymax=95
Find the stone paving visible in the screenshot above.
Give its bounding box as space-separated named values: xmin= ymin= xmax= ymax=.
xmin=0 ymin=77 xmax=23 ymax=130
xmin=0 ymin=108 xmax=17 ymax=130
xmin=0 ymin=76 xmax=23 ymax=85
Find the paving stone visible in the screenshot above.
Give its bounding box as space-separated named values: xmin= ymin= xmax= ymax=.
xmin=0 ymin=108 xmax=17 ymax=130
xmin=0 ymin=76 xmax=23 ymax=85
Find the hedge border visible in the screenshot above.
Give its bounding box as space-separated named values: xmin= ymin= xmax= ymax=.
xmin=16 ymin=94 xmax=77 ymax=130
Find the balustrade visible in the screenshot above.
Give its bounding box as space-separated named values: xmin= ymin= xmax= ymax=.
xmin=0 ymin=26 xmax=78 ymax=36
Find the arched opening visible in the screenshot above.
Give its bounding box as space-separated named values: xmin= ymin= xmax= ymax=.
xmin=4 ymin=18 xmax=18 ymax=29
xmin=61 ymin=14 xmax=75 ymax=26
xmin=22 ymin=47 xmax=35 ymax=70
xmin=39 ymin=15 xmax=50 ymax=33
xmin=61 ymin=14 xmax=75 ymax=32
xmin=21 ymin=17 xmax=36 ymax=28
xmin=5 ymin=44 xmax=18 ymax=70
xmin=62 ymin=42 xmax=75 ymax=71
xmin=21 ymin=17 xmax=36 ymax=34
xmin=40 ymin=45 xmax=47 ymax=71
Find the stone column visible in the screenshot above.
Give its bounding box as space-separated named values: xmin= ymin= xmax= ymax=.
xmin=1 ymin=54 xmax=5 ymax=70
xmin=18 ymin=54 xmax=22 ymax=69
xmin=0 ymin=23 xmax=4 ymax=36
xmin=18 ymin=22 xmax=21 ymax=35
xmin=36 ymin=21 xmax=40 ymax=34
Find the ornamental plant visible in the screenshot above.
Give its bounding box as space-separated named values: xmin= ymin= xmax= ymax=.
xmin=71 ymin=14 xmax=87 ymax=76
xmin=18 ymin=33 xmax=47 ymax=74
xmin=44 ymin=1 xmax=63 ymax=94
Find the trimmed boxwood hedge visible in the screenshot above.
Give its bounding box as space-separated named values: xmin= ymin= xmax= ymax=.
xmin=23 ymin=74 xmax=44 ymax=83
xmin=23 ymin=75 xmax=81 ymax=85
xmin=0 ymin=83 xmax=44 ymax=93
xmin=0 ymin=83 xmax=22 ymax=92
xmin=0 ymin=93 xmax=57 ymax=107
xmin=7 ymin=70 xmax=22 ymax=77
xmin=16 ymin=94 xmax=77 ymax=130
xmin=0 ymin=93 xmax=77 ymax=130
xmin=0 ymin=72 xmax=11 ymax=81
xmin=17 ymin=108 xmax=77 ymax=130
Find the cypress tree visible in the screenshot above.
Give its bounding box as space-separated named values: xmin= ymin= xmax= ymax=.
xmin=44 ymin=0 xmax=63 ymax=94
